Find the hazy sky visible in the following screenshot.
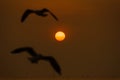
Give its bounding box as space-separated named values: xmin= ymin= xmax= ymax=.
xmin=0 ymin=0 xmax=120 ymax=78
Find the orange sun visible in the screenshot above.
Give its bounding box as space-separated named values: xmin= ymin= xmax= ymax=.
xmin=55 ymin=31 xmax=65 ymax=41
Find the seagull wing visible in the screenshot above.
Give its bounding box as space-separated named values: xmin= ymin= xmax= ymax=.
xmin=44 ymin=56 xmax=61 ymax=75
xmin=42 ymin=8 xmax=58 ymax=21
xmin=21 ymin=9 xmax=34 ymax=22
xmin=11 ymin=47 xmax=38 ymax=57
xmin=49 ymin=11 xmax=58 ymax=21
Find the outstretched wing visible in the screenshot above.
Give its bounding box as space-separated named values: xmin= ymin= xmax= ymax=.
xmin=11 ymin=47 xmax=37 ymax=57
xmin=42 ymin=8 xmax=58 ymax=21
xmin=44 ymin=56 xmax=61 ymax=75
xmin=21 ymin=9 xmax=34 ymax=22
xmin=48 ymin=11 xmax=58 ymax=21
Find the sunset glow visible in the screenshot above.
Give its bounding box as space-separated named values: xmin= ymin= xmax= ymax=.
xmin=55 ymin=31 xmax=65 ymax=41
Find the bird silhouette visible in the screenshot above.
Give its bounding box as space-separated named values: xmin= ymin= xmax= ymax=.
xmin=21 ymin=8 xmax=58 ymax=22
xmin=11 ymin=47 xmax=61 ymax=75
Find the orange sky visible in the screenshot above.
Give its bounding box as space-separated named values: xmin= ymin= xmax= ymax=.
xmin=0 ymin=0 xmax=120 ymax=78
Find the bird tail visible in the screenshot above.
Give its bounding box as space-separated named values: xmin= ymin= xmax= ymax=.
xmin=28 ymin=57 xmax=38 ymax=64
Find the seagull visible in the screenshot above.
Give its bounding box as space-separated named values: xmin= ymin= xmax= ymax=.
xmin=21 ymin=8 xmax=58 ymax=22
xmin=11 ymin=47 xmax=61 ymax=75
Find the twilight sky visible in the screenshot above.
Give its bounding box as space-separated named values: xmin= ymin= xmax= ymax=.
xmin=0 ymin=0 xmax=120 ymax=78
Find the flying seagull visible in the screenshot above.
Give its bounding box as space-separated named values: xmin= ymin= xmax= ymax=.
xmin=21 ymin=8 xmax=58 ymax=22
xmin=11 ymin=47 xmax=61 ymax=75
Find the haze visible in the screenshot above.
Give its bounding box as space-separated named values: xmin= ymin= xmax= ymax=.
xmin=0 ymin=0 xmax=120 ymax=78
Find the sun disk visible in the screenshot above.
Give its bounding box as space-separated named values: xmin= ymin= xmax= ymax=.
xmin=55 ymin=31 xmax=65 ymax=41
